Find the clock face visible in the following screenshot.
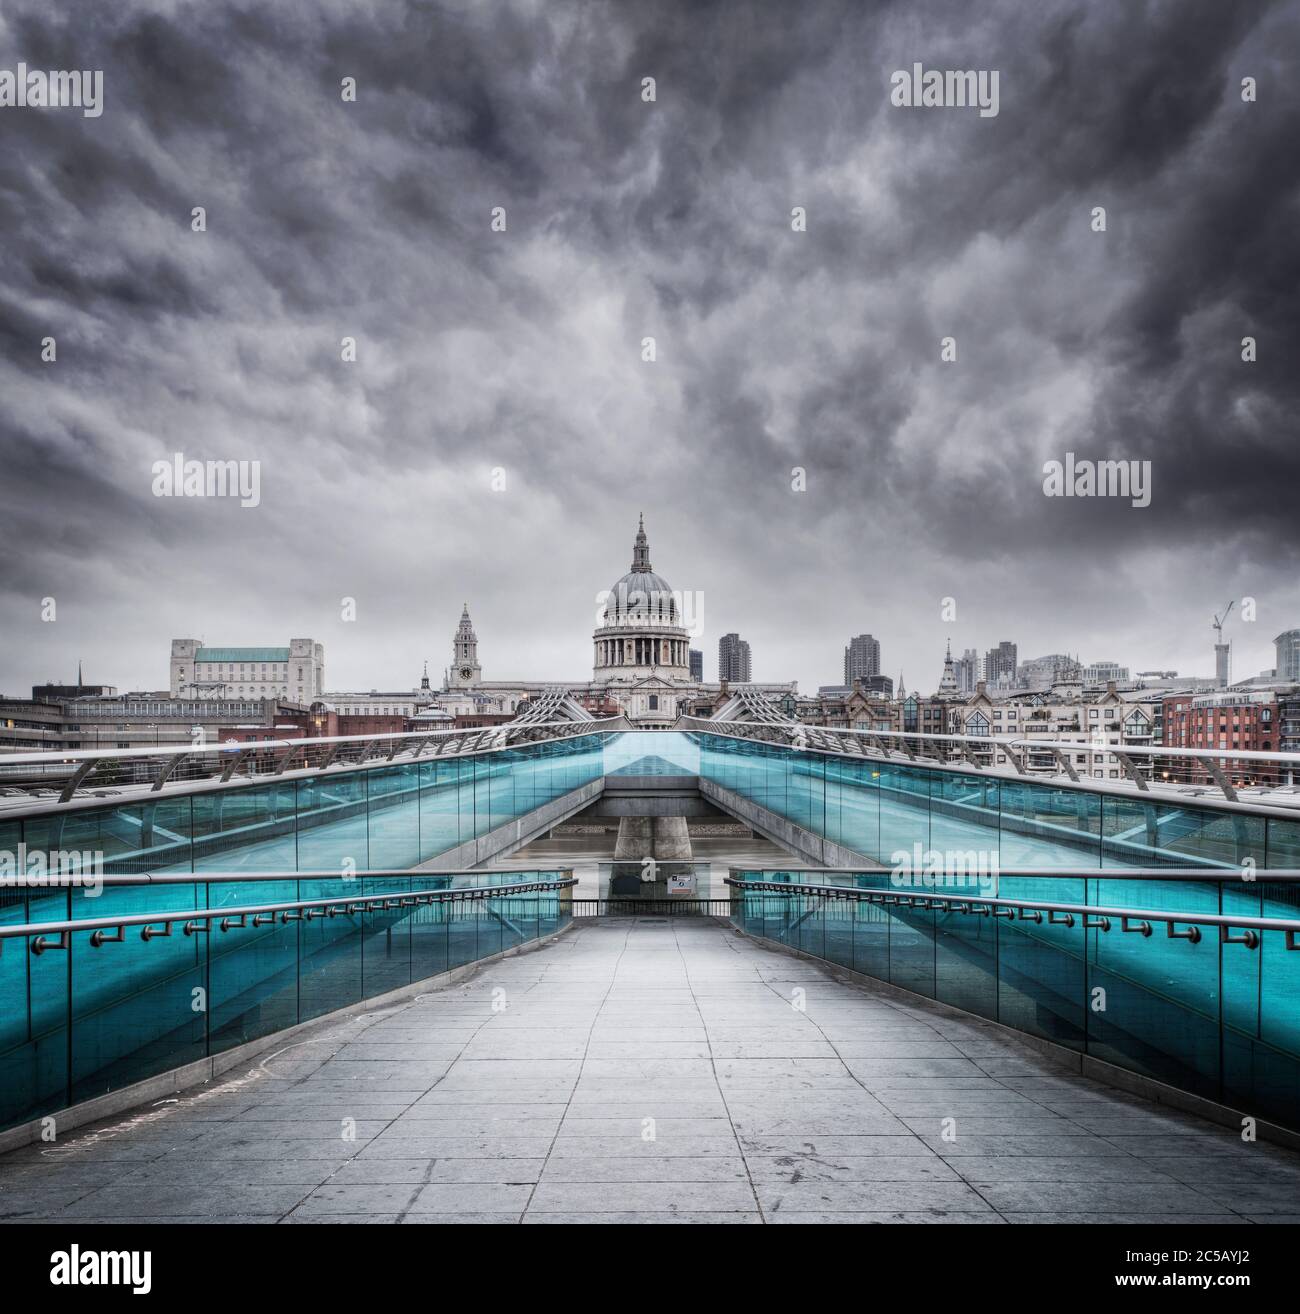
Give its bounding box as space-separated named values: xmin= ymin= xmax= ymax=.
xmin=460 ymin=667 xmax=473 ymax=679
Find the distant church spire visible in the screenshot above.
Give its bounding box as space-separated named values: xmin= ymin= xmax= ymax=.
xmin=937 ymin=641 xmax=960 ymax=699
xmin=450 ymin=606 xmax=481 ymax=687
xmin=631 ymin=513 xmax=652 ymax=573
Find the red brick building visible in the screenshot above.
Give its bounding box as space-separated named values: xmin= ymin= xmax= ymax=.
xmin=1161 ymin=693 xmax=1276 ymax=785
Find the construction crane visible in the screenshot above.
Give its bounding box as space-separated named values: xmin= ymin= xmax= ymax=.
xmin=1213 ymin=601 xmax=1235 ymax=688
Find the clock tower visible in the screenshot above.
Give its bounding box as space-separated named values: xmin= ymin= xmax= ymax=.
xmin=449 ymin=604 xmax=482 ymax=688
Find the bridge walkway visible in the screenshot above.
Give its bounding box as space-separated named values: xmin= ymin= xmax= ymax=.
xmin=2 ymin=918 xmax=1298 ymax=1224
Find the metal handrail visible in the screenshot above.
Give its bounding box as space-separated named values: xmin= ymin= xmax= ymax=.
xmin=0 ymin=875 xmax=577 ymax=954
xmin=725 ymin=866 xmax=1300 ymax=884
xmin=572 ymin=898 xmax=732 ymax=917
xmin=692 ymin=718 xmax=1300 ymax=765
xmin=723 ymin=876 xmax=1300 ymax=949
xmin=0 ymin=719 xmax=622 ymax=768
xmin=0 ymin=719 xmax=622 ymax=809
xmin=0 ymin=866 xmax=577 ymax=889
xmin=681 ymin=717 xmax=1300 ymax=811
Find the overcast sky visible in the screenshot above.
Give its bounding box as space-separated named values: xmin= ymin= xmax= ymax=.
xmin=2 ymin=0 xmax=1297 ymax=698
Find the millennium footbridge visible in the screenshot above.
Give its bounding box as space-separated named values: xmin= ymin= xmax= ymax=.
xmin=2 ymin=705 xmax=1300 ymax=1223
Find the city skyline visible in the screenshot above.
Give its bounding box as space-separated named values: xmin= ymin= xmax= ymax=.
xmin=9 ymin=560 xmax=1295 ymax=700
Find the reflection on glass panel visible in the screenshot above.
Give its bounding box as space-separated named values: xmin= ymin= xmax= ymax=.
xmin=603 ymin=731 xmax=700 ymax=776
xmin=1266 ymin=818 xmax=1300 ymax=871
xmin=998 ymin=781 xmax=1100 ymax=869
xmin=0 ymin=878 xmax=69 ymax=1129
xmin=210 ymin=892 xmax=299 ymax=1055
xmin=191 ymin=782 xmax=297 ymax=874
xmin=296 ymin=773 xmax=367 ymax=873
xmin=367 ymin=765 xmax=421 ymax=870
xmin=879 ymin=765 xmax=931 ymax=866
xmin=24 ymin=798 xmax=197 ymax=876
xmin=70 ymin=903 xmax=207 ymax=1106
xmin=935 ymin=908 xmax=998 ymax=1021
xmin=420 ymin=760 xmax=460 ymax=862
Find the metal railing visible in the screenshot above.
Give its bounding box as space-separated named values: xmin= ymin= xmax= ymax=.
xmin=1 ymin=871 xmax=577 ymax=955
xmin=572 ymin=898 xmax=732 ymax=917
xmin=726 ymin=865 xmax=1300 ymax=884
xmin=0 ymin=865 xmax=576 ymax=891
xmin=682 ymin=717 xmax=1300 ymax=808
xmin=724 ymin=871 xmax=1300 ymax=950
xmin=0 ymin=718 xmax=621 ymax=807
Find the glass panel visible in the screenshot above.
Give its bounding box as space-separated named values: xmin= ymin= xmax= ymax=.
xmin=796 ymin=893 xmax=825 ymax=960
xmin=419 ymin=760 xmax=461 ymax=862
xmin=362 ymin=877 xmax=413 ymax=1000
xmin=0 ymin=882 xmax=70 ymax=1130
xmin=367 ymin=766 xmax=421 ymax=870
xmin=25 ymin=797 xmax=197 ymax=877
xmin=995 ymin=876 xmax=1086 ymax=1049
xmin=852 ymin=898 xmax=891 ymax=981
xmin=191 ymin=783 xmax=296 ymax=874
xmin=887 ymin=905 xmax=936 ymax=999
xmin=296 ymin=774 xmax=368 ymax=873
xmin=879 ymin=765 xmax=930 ymax=865
xmin=823 ymin=897 xmax=854 ymax=969
xmin=70 ymin=881 xmax=207 ymax=1105
xmin=999 ymin=781 xmax=1100 ymax=869
xmin=935 ymin=906 xmax=998 ymax=1021
xmin=209 ymin=878 xmax=299 ymax=1054
xmin=930 ymin=772 xmax=1001 ymax=870
xmin=411 ymin=893 xmax=451 ymax=980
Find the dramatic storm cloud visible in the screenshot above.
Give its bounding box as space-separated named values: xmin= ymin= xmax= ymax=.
xmin=1 ymin=0 xmax=1296 ymax=695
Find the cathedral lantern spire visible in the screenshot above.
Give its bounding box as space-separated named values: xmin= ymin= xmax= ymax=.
xmin=631 ymin=513 xmax=652 ymax=573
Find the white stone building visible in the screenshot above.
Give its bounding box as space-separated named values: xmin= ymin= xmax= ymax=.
xmin=171 ymin=639 xmax=324 ymax=702
xmin=949 ymin=682 xmax=1156 ymax=781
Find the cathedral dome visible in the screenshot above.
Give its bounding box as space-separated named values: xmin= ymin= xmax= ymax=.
xmin=593 ymin=515 xmax=691 ymax=686
xmin=607 ymin=569 xmax=678 ymax=622
xmin=603 ymin=515 xmax=680 ymax=625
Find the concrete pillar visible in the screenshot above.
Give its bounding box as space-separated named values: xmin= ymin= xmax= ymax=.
xmin=609 ymin=814 xmax=697 ymax=903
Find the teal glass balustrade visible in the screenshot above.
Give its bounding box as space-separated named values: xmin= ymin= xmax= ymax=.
xmin=3 ymin=734 xmax=607 ymax=876
xmin=0 ymin=871 xmax=573 ymax=1134
xmin=694 ymin=732 xmax=1295 ymax=869
xmin=7 ymin=731 xmax=1295 ymax=881
xmin=5 ymin=727 xmax=1300 ymax=1138
xmin=729 ymin=869 xmax=1300 ymax=1132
